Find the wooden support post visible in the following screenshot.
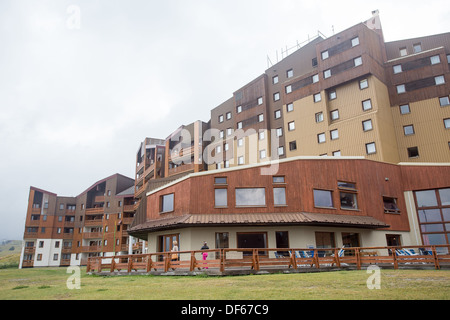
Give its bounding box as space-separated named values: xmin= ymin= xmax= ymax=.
xmin=164 ymin=253 xmax=170 ymax=272
xmin=314 ymin=250 xmax=320 ymax=269
xmin=432 ymin=246 xmax=440 ymax=270
xmin=110 ymin=257 xmax=115 ymax=273
xmin=334 ymin=248 xmax=340 ymax=267
xmin=392 ymin=249 xmax=398 ymax=269
xmin=127 ymin=257 xmax=132 ymax=273
xmin=356 ymin=248 xmax=361 ymax=270
xmin=190 ymin=252 xmax=196 ymax=272
xmin=220 ymin=250 xmax=225 ymax=273
xmin=291 ymin=251 xmax=297 ymax=269
xmin=146 ymin=255 xmax=151 ymax=273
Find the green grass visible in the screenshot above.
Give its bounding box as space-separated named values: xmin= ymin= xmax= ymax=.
xmin=0 ymin=267 xmax=449 ymax=300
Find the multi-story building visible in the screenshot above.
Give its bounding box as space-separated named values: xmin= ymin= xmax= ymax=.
xmin=165 ymin=120 xmax=210 ymax=176
xmin=22 ymin=12 xmax=450 ymax=267
xmin=20 ymin=174 xmax=135 ymax=268
xmin=129 ymin=157 xmax=450 ymax=254
xmin=208 ymin=11 xmax=450 ymax=170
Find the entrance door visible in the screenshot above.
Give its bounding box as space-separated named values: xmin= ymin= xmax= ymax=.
xmin=237 ymin=232 xmax=267 ymax=256
xmin=275 ymin=231 xmax=289 ymax=257
xmin=342 ymin=233 xmax=360 ymax=248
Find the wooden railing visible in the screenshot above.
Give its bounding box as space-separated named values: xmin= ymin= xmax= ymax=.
xmin=86 ymin=245 xmax=450 ymax=274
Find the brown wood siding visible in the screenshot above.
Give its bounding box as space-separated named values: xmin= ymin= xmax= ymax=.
xmin=141 ymin=159 xmax=449 ymax=232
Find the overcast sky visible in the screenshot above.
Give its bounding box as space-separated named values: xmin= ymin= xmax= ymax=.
xmin=1 ymin=0 xmax=449 ymax=240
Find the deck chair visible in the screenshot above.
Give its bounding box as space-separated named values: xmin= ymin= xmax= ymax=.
xmin=404 ymin=249 xmax=418 ymax=256
xmin=395 ymin=249 xmax=407 ymax=256
xmin=274 ymin=252 xmax=284 ymax=259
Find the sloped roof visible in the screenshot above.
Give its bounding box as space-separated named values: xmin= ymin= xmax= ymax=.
xmin=128 ymin=212 xmax=388 ymax=239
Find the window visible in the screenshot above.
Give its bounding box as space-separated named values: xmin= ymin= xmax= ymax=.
xmin=407 ymin=146 xmax=419 ymax=158
xmin=362 ymin=99 xmax=372 ymax=111
xmin=329 ymin=91 xmax=337 ymax=100
xmin=288 ymin=121 xmax=295 ymax=131
xmin=400 ymin=104 xmax=411 ymax=114
xmin=227 ymin=128 xmax=232 ymax=136
xmin=383 ymin=197 xmax=400 ymax=214
xmin=160 ymin=194 xmax=174 ymax=213
xmin=396 ymin=84 xmax=406 ymax=94
xmin=224 ymin=160 xmax=229 ymax=168
xmin=289 ymin=141 xmax=297 ymax=151
xmin=439 ymin=96 xmax=450 ymax=107
xmin=314 ymin=189 xmax=333 ymax=208
xmin=448 ymin=54 xmax=450 ymax=63
xmin=444 ymin=118 xmax=450 ymax=129
xmin=317 ymin=132 xmax=326 ymax=143
xmin=312 ymin=57 xmax=318 ymax=67
xmin=330 ymin=109 xmax=339 ymax=121
xmin=324 ymin=69 xmax=331 ymax=79
xmin=273 ymin=92 xmax=280 ymax=101
xmin=359 ymin=79 xmax=368 ymax=89
xmin=430 ymin=55 xmax=441 ymax=65
xmin=275 ymin=110 xmax=281 ymax=119
xmin=238 ymin=156 xmax=244 ymax=165
xmin=218 ymin=115 xmax=224 ymax=123
xmin=313 ymin=93 xmax=321 ymax=102
xmin=259 ymin=149 xmax=266 ymax=159
xmin=274 ymin=187 xmax=287 ymax=206
xmin=258 ymin=131 xmax=265 ymax=140
xmin=338 ymin=181 xmax=358 ymax=210
xmin=236 ymin=105 xmax=242 ymax=113
xmin=321 ymin=50 xmax=329 ymax=60
xmin=226 ymin=112 xmax=232 ymax=120
xmin=214 ymin=189 xmax=227 ymax=207
xmin=332 ymin=150 xmax=341 ymax=156
xmin=286 ymin=103 xmax=294 ymax=112
xmin=366 ymin=142 xmax=376 ymax=155
xmin=399 ymin=47 xmax=407 ymax=56
xmin=403 ymin=125 xmax=415 ymax=136
xmin=258 ymin=97 xmax=263 ymax=105
xmin=277 ymin=146 xmax=284 ymax=156
xmin=273 ymin=176 xmax=285 ymax=183
xmin=393 ymin=64 xmax=402 ymax=74
xmin=216 ymin=145 xmax=222 ymax=154
xmin=330 ymin=129 xmax=339 ymax=140
xmin=258 ymin=114 xmax=264 ymax=122
xmin=285 ymin=85 xmax=292 ymax=93
xmin=362 ymin=119 xmax=373 ymax=131
xmin=315 ymin=112 xmax=324 ymax=123
xmin=236 ymin=188 xmax=266 ymax=207
xmin=237 ymin=138 xmax=243 ymax=147
xmin=413 ymin=43 xmax=422 ymax=53
xmin=287 ymin=69 xmax=293 ymax=78
xmin=53 ymin=254 xmax=59 ymax=261
xmin=59 ymin=204 xmax=64 ymax=210
xmin=354 ymin=56 xmax=362 ymax=67
xmin=272 ymin=75 xmax=279 ymax=84
xmin=351 ymin=37 xmax=359 ymax=47
xmin=435 ymin=75 xmax=445 ymax=85
xmin=237 ymin=122 xmax=242 ymax=129
xmin=317 ymin=133 xmax=326 ymax=144
xmin=312 ymin=74 xmax=319 ymax=83
xmin=276 ymin=127 xmax=283 ymax=137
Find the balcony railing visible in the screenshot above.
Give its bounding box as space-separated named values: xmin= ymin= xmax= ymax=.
xmin=85 ymin=207 xmax=104 ymax=215
xmin=86 ymin=244 xmax=450 ymax=274
xmin=123 ymin=205 xmax=135 ymax=213
xmin=168 ymin=162 xmax=195 ymax=176
xmin=84 ymin=218 xmax=103 ymax=226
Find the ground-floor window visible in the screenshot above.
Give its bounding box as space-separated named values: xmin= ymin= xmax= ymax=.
xmin=237 ymin=232 xmax=267 ymax=256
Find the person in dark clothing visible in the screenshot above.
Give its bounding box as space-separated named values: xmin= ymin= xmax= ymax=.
xmin=201 ymin=241 xmax=209 ymax=269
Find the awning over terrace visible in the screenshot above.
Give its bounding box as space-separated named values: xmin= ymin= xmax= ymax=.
xmin=128 ymin=212 xmax=389 ymax=239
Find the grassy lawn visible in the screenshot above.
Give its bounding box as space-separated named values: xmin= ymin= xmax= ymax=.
xmin=0 ymin=267 xmax=449 ymax=300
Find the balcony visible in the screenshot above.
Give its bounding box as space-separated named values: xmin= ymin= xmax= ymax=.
xmin=123 ymin=205 xmax=135 ymax=213
xmin=85 ymin=207 xmax=104 ymax=215
xmin=24 ymin=246 xmax=35 ymax=254
xmin=83 ymin=232 xmax=104 ymax=239
xmin=169 ymin=146 xmax=194 ymax=162
xmin=84 ymin=218 xmax=103 ymax=226
xmin=81 ymin=245 xmax=102 ymax=253
xmin=123 ymin=217 xmax=134 ymax=225
xmin=168 ymin=162 xmax=195 ymax=176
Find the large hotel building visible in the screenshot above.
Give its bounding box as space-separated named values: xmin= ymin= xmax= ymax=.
xmin=21 ymin=12 xmax=450 ymax=267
